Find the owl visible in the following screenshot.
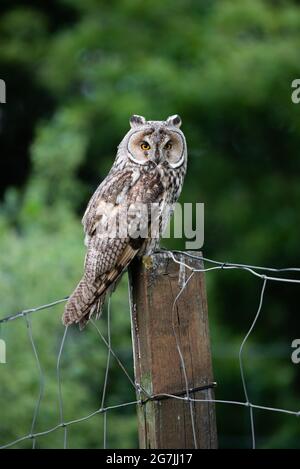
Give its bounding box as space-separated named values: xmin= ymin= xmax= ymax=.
xmin=63 ymin=114 xmax=187 ymax=329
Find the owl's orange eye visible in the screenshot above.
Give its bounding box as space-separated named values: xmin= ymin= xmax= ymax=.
xmin=141 ymin=142 xmax=150 ymax=151
xmin=165 ymin=141 xmax=172 ymax=150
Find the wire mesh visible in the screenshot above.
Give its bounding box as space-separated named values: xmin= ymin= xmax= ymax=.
xmin=0 ymin=251 xmax=299 ymax=449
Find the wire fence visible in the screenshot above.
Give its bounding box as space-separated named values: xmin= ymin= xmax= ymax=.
xmin=0 ymin=251 xmax=299 ymax=449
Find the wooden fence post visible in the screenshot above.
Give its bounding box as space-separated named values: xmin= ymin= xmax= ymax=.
xmin=128 ymin=251 xmax=217 ymax=449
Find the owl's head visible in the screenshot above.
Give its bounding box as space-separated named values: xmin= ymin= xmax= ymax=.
xmin=118 ymin=115 xmax=187 ymax=169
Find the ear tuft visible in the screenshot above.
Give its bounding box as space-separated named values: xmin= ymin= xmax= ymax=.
xmin=130 ymin=115 xmax=146 ymax=128
xmin=166 ymin=114 xmax=182 ymax=128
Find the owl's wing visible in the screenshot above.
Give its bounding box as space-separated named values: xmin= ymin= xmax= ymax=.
xmin=82 ymin=169 xmax=135 ymax=240
xmin=63 ymin=168 xmax=164 ymax=327
xmin=84 ymin=167 xmax=165 ymax=284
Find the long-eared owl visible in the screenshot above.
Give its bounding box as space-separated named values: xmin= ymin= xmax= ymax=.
xmin=63 ymin=114 xmax=187 ymax=329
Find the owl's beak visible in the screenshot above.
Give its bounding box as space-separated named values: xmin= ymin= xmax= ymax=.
xmin=152 ymin=147 xmax=161 ymax=164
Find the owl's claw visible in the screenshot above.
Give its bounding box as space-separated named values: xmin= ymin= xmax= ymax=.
xmin=142 ymin=255 xmax=153 ymax=270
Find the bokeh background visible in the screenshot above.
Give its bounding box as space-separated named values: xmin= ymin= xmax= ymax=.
xmin=0 ymin=0 xmax=300 ymax=448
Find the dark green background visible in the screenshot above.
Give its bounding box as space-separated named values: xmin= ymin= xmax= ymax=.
xmin=0 ymin=0 xmax=299 ymax=448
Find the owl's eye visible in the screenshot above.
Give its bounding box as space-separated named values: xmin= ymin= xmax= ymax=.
xmin=141 ymin=142 xmax=150 ymax=151
xmin=165 ymin=141 xmax=172 ymax=150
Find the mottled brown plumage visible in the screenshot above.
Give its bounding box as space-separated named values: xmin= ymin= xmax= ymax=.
xmin=63 ymin=115 xmax=187 ymax=329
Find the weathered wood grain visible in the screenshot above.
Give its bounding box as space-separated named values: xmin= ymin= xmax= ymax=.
xmin=128 ymin=251 xmax=217 ymax=449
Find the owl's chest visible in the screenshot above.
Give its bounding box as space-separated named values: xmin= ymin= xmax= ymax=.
xmin=128 ymin=166 xmax=183 ymax=210
xmin=162 ymin=167 xmax=184 ymax=202
xmin=140 ymin=165 xmax=179 ymax=188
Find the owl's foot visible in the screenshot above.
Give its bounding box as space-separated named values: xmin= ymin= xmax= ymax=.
xmin=142 ymin=255 xmax=154 ymax=270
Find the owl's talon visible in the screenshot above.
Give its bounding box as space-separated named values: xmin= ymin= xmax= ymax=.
xmin=142 ymin=255 xmax=153 ymax=270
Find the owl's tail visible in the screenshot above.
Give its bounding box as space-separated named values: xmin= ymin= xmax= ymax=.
xmin=63 ymin=243 xmax=141 ymax=329
xmin=62 ymin=278 xmax=105 ymax=330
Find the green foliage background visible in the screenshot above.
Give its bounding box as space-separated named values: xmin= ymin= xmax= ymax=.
xmin=0 ymin=0 xmax=300 ymax=448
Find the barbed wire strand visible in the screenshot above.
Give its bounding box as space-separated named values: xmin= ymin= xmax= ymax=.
xmin=0 ymin=252 xmax=300 ymax=449
xmin=171 ymin=251 xmax=300 ymax=283
xmin=147 ymin=393 xmax=300 ymax=416
xmin=172 ymin=250 xmax=300 ymax=273
xmin=0 ymin=298 xmax=69 ymax=324
xmin=2 ymin=253 xmax=300 ymax=328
